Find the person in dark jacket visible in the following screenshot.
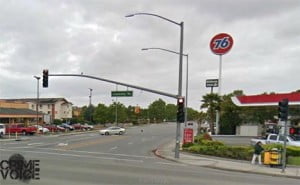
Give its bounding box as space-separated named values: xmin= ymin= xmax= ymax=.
xmin=251 ymin=141 xmax=264 ymax=165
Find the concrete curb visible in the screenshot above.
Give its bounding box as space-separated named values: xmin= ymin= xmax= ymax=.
xmin=153 ymin=142 xmax=300 ymax=180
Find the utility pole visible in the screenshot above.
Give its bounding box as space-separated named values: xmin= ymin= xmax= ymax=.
xmin=34 ymin=76 xmax=40 ymax=127
xmin=89 ymin=88 xmax=93 ymax=123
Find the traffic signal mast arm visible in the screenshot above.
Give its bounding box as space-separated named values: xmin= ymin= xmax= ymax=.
xmin=47 ymin=73 xmax=179 ymax=99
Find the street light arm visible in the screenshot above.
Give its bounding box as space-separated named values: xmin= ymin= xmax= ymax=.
xmin=126 ymin=13 xmax=182 ymax=26
xmin=141 ymin=47 xmax=188 ymax=57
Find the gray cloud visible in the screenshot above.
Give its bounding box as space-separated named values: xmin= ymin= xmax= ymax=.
xmin=0 ymin=0 xmax=299 ymax=110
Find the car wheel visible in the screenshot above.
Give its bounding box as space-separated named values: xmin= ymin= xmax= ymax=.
xmin=119 ymin=131 xmax=123 ymax=135
xmin=105 ymin=132 xmax=109 ymax=136
xmin=22 ymin=131 xmax=27 ymax=136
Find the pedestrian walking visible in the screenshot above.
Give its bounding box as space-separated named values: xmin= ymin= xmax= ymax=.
xmin=251 ymin=141 xmax=264 ymax=165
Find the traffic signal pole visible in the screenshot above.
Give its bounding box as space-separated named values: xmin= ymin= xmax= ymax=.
xmin=278 ymin=98 xmax=289 ymax=173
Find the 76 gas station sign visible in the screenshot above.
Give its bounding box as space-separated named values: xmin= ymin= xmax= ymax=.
xmin=210 ymin=33 xmax=234 ymax=55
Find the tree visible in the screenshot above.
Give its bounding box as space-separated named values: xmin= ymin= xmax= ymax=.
xmin=186 ymin=107 xmax=200 ymax=121
xmin=219 ymin=93 xmax=242 ymax=134
xmin=93 ymin=103 xmax=109 ymax=124
xmin=148 ymin=99 xmax=166 ymax=123
xmin=200 ymin=93 xmax=222 ymax=134
xmin=165 ymin=104 xmax=177 ymax=121
xmin=107 ymin=102 xmax=127 ymax=123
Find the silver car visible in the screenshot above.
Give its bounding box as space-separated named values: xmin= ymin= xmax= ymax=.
xmin=99 ymin=127 xmax=125 ymax=135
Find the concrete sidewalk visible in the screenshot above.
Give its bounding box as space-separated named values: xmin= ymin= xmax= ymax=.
xmin=154 ymin=141 xmax=300 ymax=179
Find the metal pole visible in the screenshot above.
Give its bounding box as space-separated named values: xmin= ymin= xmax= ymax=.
xmin=115 ymin=85 xmax=118 ymax=125
xmin=89 ymin=88 xmax=93 ymax=107
xmin=184 ymin=55 xmax=189 ymax=124
xmin=215 ymin=55 xmax=222 ymax=135
xmin=175 ymin=22 xmax=184 ymax=159
xmin=282 ymin=120 xmax=287 ymax=173
xmin=34 ymin=76 xmax=40 ymax=128
xmin=89 ymin=88 xmax=93 ymax=123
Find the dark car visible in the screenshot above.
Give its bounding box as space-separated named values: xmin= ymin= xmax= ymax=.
xmin=60 ymin=123 xmax=74 ymax=131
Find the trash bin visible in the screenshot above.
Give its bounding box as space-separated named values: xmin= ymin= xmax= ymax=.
xmin=263 ymin=151 xmax=271 ymax=165
xmin=263 ymin=148 xmax=282 ymax=167
xmin=269 ymin=148 xmax=282 ymax=167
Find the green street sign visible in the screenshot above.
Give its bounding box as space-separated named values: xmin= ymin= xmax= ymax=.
xmin=111 ymin=91 xmax=133 ymax=97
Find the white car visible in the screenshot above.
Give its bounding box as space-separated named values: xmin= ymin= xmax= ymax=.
xmin=99 ymin=127 xmax=125 ymax=135
xmin=0 ymin=123 xmax=6 ymax=137
xmin=33 ymin=125 xmax=50 ymax=133
xmin=83 ymin=124 xmax=94 ymax=130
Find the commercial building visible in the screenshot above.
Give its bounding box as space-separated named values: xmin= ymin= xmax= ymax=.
xmin=0 ymin=98 xmax=73 ymax=124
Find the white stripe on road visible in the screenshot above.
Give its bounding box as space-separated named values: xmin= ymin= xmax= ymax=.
xmin=128 ymin=142 xmax=133 ymax=145
xmin=0 ymin=146 xmax=156 ymax=159
xmin=155 ymin=162 xmax=186 ymax=167
xmin=27 ymin=143 xmax=43 ymax=146
xmin=109 ymin=146 xmax=118 ymax=150
xmin=0 ymin=148 xmax=144 ymax=163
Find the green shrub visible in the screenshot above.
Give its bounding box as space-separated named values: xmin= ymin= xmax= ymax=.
xmin=194 ymin=133 xmax=212 ymax=143
xmin=184 ymin=140 xmax=300 ymax=163
xmin=288 ymin=156 xmax=300 ymax=165
xmin=286 ymin=146 xmax=300 ymax=156
xmin=182 ymin=143 xmax=194 ymax=148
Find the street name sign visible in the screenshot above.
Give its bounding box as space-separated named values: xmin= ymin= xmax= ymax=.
xmin=206 ymin=79 xmax=219 ymax=87
xmin=111 ymin=91 xmax=133 ymax=97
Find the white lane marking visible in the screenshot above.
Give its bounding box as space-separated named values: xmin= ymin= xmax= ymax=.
xmin=3 ymin=146 xmax=155 ymax=159
xmin=128 ymin=142 xmax=133 ymax=145
xmin=155 ymin=162 xmax=186 ymax=167
xmin=28 ymin=143 xmax=43 ymax=146
xmin=57 ymin=143 xmax=68 ymax=146
xmin=110 ymin=146 xmax=118 ymax=150
xmin=0 ymin=148 xmax=144 ymax=163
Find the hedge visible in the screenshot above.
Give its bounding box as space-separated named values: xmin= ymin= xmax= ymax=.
xmin=183 ymin=136 xmax=300 ymax=162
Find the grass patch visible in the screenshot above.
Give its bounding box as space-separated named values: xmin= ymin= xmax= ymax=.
xmin=288 ymin=156 xmax=300 ymax=165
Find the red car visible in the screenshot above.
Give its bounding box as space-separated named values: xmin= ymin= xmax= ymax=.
xmin=5 ymin=124 xmax=37 ymax=135
xmin=44 ymin=125 xmax=66 ymax=132
xmin=73 ymin=123 xmax=85 ymax=130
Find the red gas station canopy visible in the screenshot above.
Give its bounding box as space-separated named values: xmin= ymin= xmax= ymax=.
xmin=232 ymin=92 xmax=300 ymax=106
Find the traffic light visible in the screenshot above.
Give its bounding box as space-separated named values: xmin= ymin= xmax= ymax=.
xmin=177 ymin=97 xmax=185 ymax=123
xmin=278 ymin=99 xmax=289 ymax=121
xmin=42 ymin=69 xmax=49 ymax=88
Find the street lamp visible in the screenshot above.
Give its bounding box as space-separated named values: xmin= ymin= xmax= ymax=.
xmin=126 ymin=13 xmax=184 ymax=158
xmin=141 ymin=47 xmax=189 ymax=126
xmin=33 ymin=76 xmax=40 ymax=127
xmin=88 ymin=88 xmax=93 ymax=123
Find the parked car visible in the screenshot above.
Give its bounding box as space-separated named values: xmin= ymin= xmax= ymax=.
xmin=251 ymin=134 xmax=300 ymax=147
xmin=73 ymin=123 xmax=85 ymax=130
xmin=0 ymin=123 xmax=6 ymax=137
xmin=5 ymin=124 xmax=37 ymax=135
xmin=44 ymin=124 xmax=66 ymax=132
xmin=83 ymin=123 xmax=94 ymax=130
xmin=60 ymin=123 xmax=74 ymax=131
xmin=99 ymin=127 xmax=125 ymax=135
xmin=33 ymin=125 xmax=49 ymax=133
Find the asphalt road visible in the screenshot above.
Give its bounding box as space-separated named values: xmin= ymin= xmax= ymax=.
xmin=0 ymin=123 xmax=299 ymax=185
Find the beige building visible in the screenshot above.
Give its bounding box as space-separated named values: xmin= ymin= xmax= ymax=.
xmin=1 ymin=98 xmax=73 ymax=122
xmin=0 ymin=100 xmax=43 ymax=125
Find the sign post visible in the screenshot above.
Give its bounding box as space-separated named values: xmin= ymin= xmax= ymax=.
xmin=206 ymin=79 xmax=219 ymax=94
xmin=210 ymin=33 xmax=234 ymax=135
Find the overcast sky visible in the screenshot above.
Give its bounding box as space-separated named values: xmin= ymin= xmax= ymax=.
xmin=0 ymin=0 xmax=299 ymax=110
